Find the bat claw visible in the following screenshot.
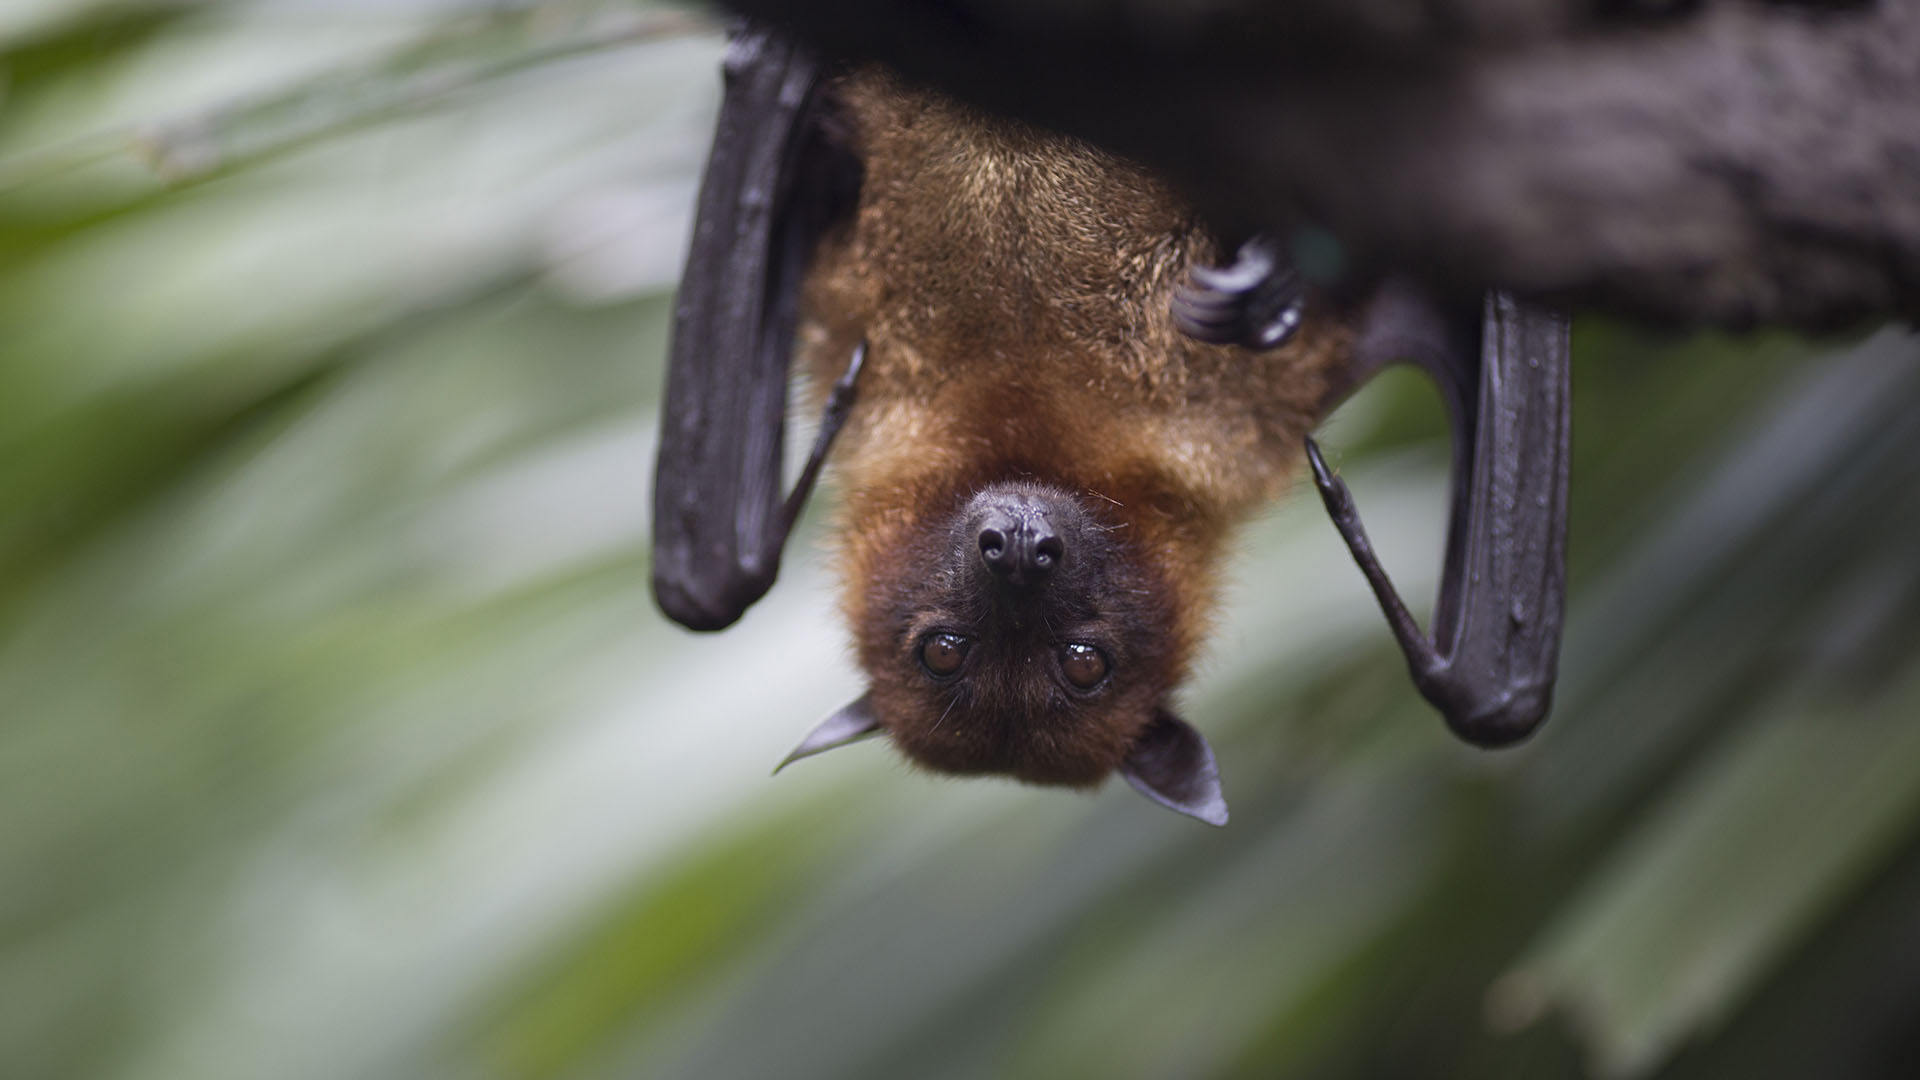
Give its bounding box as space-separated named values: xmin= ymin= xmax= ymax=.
xmin=823 ymin=340 xmax=866 ymax=421
xmin=838 ymin=339 xmax=866 ymax=389
xmin=1172 ymin=234 xmax=1306 ymax=351
xmin=1304 ymin=434 xmax=1447 ymax=696
xmin=1302 ymin=437 xmax=1349 ymax=513
xmin=781 ymin=339 xmax=867 ymax=533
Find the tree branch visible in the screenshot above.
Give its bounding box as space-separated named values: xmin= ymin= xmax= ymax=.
xmin=722 ymin=0 xmax=1918 ymax=328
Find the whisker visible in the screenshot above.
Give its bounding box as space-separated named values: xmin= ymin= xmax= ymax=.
xmin=931 ymin=692 xmax=960 ymax=732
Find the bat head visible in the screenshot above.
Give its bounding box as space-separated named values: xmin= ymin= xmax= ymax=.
xmin=784 ymin=479 xmax=1227 ymax=825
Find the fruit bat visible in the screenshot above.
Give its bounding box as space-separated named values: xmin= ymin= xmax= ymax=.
xmin=650 ymin=24 xmax=1571 ymax=825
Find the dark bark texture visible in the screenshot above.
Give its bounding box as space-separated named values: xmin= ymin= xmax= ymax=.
xmin=720 ymin=0 xmax=1918 ymax=329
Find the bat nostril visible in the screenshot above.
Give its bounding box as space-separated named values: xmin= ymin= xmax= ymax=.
xmin=1032 ymin=534 xmax=1063 ymax=574
xmin=979 ymin=528 xmax=1009 ymax=567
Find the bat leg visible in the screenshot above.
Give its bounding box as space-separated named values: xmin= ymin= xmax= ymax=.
xmin=1308 ymin=293 xmax=1570 ymax=747
xmin=779 ymin=341 xmax=866 ymax=533
xmin=1170 ymin=234 xmax=1304 ymax=349
xmin=1304 ymin=438 xmax=1444 ymax=677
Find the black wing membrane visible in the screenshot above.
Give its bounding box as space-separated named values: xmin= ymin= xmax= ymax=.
xmin=1305 ymin=286 xmax=1571 ymax=746
xmin=652 ymin=24 xmax=862 ymax=632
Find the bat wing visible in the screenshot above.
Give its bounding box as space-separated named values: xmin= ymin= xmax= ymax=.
xmin=1430 ymin=293 xmax=1571 ymax=742
xmin=1173 ymin=232 xmax=1572 ymax=746
xmin=1305 ymin=284 xmax=1571 ymax=746
xmin=651 ymin=23 xmax=862 ymax=632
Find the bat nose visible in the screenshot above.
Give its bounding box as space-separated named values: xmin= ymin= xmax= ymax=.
xmin=977 ymin=513 xmax=1062 ymax=586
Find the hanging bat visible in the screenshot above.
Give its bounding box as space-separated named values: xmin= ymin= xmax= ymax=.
xmin=651 ymin=24 xmax=1571 ymax=825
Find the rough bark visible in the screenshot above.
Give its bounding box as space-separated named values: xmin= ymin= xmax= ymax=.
xmin=722 ymin=0 xmax=1919 ymax=329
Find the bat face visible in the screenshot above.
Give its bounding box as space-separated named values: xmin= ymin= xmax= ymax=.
xmin=851 ymin=480 xmax=1183 ymax=786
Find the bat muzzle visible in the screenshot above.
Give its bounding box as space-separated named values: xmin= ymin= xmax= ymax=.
xmin=976 ymin=513 xmax=1062 ymax=587
xmin=966 ymin=488 xmax=1075 ymax=590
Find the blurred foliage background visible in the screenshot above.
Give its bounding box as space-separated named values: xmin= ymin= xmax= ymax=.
xmin=4 ymin=2 xmax=1919 ymax=1079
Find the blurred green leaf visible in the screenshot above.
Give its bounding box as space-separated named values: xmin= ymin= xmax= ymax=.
xmin=1513 ymin=664 xmax=1920 ymax=1078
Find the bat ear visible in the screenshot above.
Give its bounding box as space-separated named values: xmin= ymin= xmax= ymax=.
xmin=1120 ymin=710 xmax=1229 ymax=826
xmin=773 ymin=694 xmax=883 ymax=774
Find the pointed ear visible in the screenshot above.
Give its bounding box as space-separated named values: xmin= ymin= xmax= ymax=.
xmin=1120 ymin=710 xmax=1229 ymax=826
xmin=773 ymin=694 xmax=882 ymax=774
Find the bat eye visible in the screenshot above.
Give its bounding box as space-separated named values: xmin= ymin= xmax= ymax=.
xmin=1060 ymin=643 xmax=1110 ymax=689
xmin=920 ymin=633 xmax=969 ymax=678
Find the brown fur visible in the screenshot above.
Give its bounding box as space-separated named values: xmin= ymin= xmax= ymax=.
xmin=796 ymin=69 xmax=1353 ymax=785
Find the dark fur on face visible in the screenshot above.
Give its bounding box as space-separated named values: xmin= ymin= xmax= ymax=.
xmin=854 ymin=480 xmax=1182 ymax=786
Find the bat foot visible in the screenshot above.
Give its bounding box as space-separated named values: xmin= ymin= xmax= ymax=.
xmin=1172 ymin=235 xmax=1305 ymax=350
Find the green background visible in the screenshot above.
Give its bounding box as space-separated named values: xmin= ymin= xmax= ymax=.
xmin=4 ymin=3 xmax=1918 ymax=1078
